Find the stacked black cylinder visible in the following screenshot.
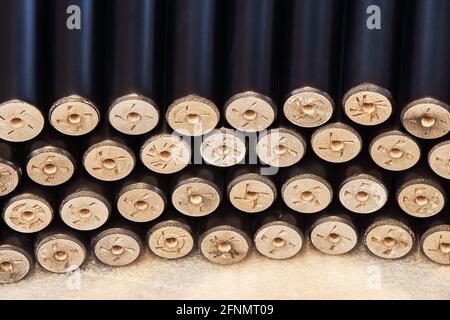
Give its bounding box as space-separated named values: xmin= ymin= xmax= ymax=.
xmin=0 ymin=0 xmax=450 ymax=284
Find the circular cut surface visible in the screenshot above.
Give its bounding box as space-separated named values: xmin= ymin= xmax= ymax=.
xmin=428 ymin=141 xmax=450 ymax=179
xmin=200 ymin=227 xmax=251 ymax=265
xmin=109 ymin=94 xmax=159 ymax=135
xmin=0 ymin=160 xmax=20 ymax=196
xmin=282 ymin=175 xmax=333 ymax=214
xmin=228 ymin=174 xmax=276 ymax=213
xmin=36 ymin=236 xmax=86 ymax=273
xmin=254 ymin=222 xmax=303 ymax=260
xmin=365 ymin=220 xmax=414 ymax=259
xmin=421 ymin=225 xmax=450 ymax=265
xmin=310 ymin=217 xmax=358 ymax=255
xmin=0 ymin=246 xmax=31 ymax=284
xmin=200 ymin=129 xmax=246 ymax=167
xmin=117 ymin=184 xmax=165 ymax=222
xmin=94 ymin=229 xmax=141 ymax=267
xmin=84 ymin=142 xmax=135 ymax=181
xmin=311 ymin=123 xmax=362 ymax=163
xmin=148 ymin=221 xmax=194 ymax=259
xmin=141 ymin=134 xmax=191 ymax=174
xmin=60 ymin=193 xmax=110 ymax=231
xmin=172 ymin=179 xmax=221 ymax=217
xmin=339 ymin=175 xmax=388 ymax=214
xmin=225 ymin=92 xmax=276 ymax=132
xmin=0 ymin=100 xmax=44 ymax=142
xmin=26 ymin=147 xmax=75 ymax=186
xmin=166 ymin=95 xmax=220 ymax=136
xmin=256 ymin=128 xmax=306 ymax=167
xmin=369 ymin=131 xmax=420 ymax=171
xmin=50 ymin=95 xmax=100 ymax=136
xmin=283 ymin=88 xmax=334 ymax=128
xmin=401 ymin=98 xmax=450 ymax=139
xmin=3 ymin=194 xmax=53 ymax=233
xmin=343 ymin=84 xmax=392 ymax=126
xmin=397 ymin=181 xmax=445 ymax=218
